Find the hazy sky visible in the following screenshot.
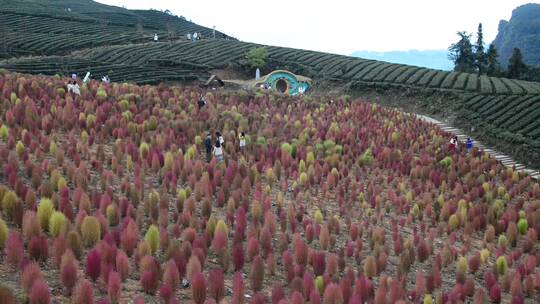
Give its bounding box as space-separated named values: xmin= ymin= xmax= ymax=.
xmin=97 ymin=0 xmax=537 ymax=55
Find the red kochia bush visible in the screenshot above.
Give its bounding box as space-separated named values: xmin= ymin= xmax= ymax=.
xmin=107 ymin=271 xmax=121 ymax=303
xmin=60 ymin=250 xmax=78 ymax=293
xmin=163 ymin=259 xmax=180 ymax=291
xmin=191 ymin=272 xmax=207 ymax=304
xmin=159 ymin=283 xmax=173 ymax=304
xmin=0 ymin=286 xmax=15 ymax=304
xmin=232 ymin=272 xmax=245 ymax=304
xmin=6 ymin=231 xmax=24 ymax=267
xmin=232 ymin=243 xmax=245 ymax=271
xmin=489 ymin=284 xmax=502 ymax=303
xmin=86 ymin=248 xmax=102 ymax=281
xmin=141 ymin=270 xmax=159 ymax=295
xmin=28 ymin=278 xmax=51 ymax=304
xmin=28 ymin=234 xmax=49 ymax=262
xmin=208 ymin=268 xmax=225 ymax=302
xmin=323 ymin=283 xmax=343 ymax=304
xmin=21 ymin=262 xmax=44 ymax=291
xmin=250 ymin=255 xmax=265 ymax=292
xmin=72 ymin=279 xmax=95 ymax=304
xmin=115 ymin=250 xmax=130 ymax=281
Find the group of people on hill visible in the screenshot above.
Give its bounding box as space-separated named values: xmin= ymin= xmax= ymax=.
xmin=66 ymin=72 xmax=110 ymax=96
xmin=187 ymin=32 xmax=202 ymax=42
xmin=449 ymin=135 xmax=474 ymax=154
xmin=203 ymin=130 xmax=246 ymax=163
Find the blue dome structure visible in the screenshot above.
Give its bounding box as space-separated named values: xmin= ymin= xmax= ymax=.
xmin=254 ymin=70 xmax=312 ymax=95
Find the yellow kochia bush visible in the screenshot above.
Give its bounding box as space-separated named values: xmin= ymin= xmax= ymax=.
xmin=81 ymin=216 xmax=101 ymax=247
xmin=37 ymin=198 xmax=54 ymax=231
xmin=49 ymin=211 xmax=67 ymax=237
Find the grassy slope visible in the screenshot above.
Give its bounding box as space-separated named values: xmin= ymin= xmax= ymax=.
xmin=1 ymin=0 xmax=540 ymax=168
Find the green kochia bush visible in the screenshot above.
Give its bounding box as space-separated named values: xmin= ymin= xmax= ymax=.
xmin=517 ymin=219 xmax=528 ymax=235
xmin=0 ymin=218 xmax=8 ymax=249
xmin=439 ymin=156 xmax=453 ymax=167
xmin=145 ymin=225 xmax=160 ymax=255
xmin=0 ymin=125 xmax=8 ymax=141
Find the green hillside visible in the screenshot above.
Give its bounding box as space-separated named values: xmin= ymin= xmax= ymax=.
xmin=1 ymin=0 xmax=540 ymax=168
xmin=0 ymin=0 xmax=233 ymax=59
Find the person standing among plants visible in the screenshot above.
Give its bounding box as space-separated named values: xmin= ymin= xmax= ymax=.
xmin=239 ymin=131 xmax=246 ymax=154
xmin=213 ymin=140 xmax=224 ymax=163
xmin=466 ymin=137 xmax=473 ymax=154
xmin=216 ymin=131 xmax=224 ymax=148
xmin=449 ymin=136 xmax=457 ymax=152
xmin=204 ymin=132 xmax=212 ymax=163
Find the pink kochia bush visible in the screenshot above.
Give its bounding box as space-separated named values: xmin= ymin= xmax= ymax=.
xmin=6 ymin=231 xmax=24 ymax=267
xmin=191 ymin=272 xmax=207 ymax=304
xmin=208 ymin=268 xmax=225 ymax=302
xmin=28 ymin=278 xmax=51 ymax=304
xmin=72 ymin=279 xmax=95 ymax=304
xmin=107 ymin=271 xmax=122 ymax=303
xmin=21 ymin=262 xmax=44 ymax=291
xmin=60 ymin=250 xmax=78 ymax=293
xmin=86 ymin=248 xmax=101 ymax=281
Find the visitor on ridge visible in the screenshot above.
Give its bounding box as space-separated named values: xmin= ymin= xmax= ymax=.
xmin=154 ymin=33 xmax=158 ymax=42
xmin=213 ymin=140 xmax=224 ymax=162
xmin=239 ymin=131 xmax=246 ymax=154
xmin=466 ymin=137 xmax=473 ymax=154
xmin=192 ymin=32 xmax=197 ymax=42
xmin=204 ymin=132 xmax=213 ymax=163
xmin=101 ymin=75 xmax=110 ymax=84
xmin=187 ymin=33 xmax=191 ymax=41
xmin=256 ymin=68 xmax=260 ymax=80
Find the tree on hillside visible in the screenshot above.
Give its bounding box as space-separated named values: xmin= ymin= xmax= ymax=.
xmin=474 ymin=23 xmax=488 ymax=75
xmin=507 ymin=48 xmax=527 ymax=79
xmin=448 ymin=32 xmax=475 ymax=73
xmin=246 ymin=47 xmax=268 ymax=69
xmin=486 ymin=44 xmax=501 ymax=77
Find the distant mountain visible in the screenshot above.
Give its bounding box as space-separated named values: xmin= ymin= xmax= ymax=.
xmin=351 ymin=50 xmax=453 ymax=71
xmin=493 ymin=3 xmax=540 ymax=67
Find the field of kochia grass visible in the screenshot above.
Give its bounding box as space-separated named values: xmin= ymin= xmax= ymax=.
xmin=0 ymin=70 xmax=539 ymax=303
xmin=2 ymin=1 xmax=540 ymax=171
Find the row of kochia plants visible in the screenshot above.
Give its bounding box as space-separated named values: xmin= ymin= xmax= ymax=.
xmin=0 ymin=71 xmax=539 ymax=303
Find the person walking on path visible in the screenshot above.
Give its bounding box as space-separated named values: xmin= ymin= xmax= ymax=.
xmin=204 ymin=132 xmax=212 ymax=163
xmin=154 ymin=33 xmax=158 ymax=42
xmin=213 ymin=140 xmax=224 ymax=163
xmin=466 ymin=137 xmax=473 ymax=154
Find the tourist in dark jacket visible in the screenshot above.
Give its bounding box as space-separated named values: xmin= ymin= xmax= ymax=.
xmin=204 ymin=132 xmax=212 ymax=163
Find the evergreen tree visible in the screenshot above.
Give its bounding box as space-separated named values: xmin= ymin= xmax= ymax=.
xmin=486 ymin=44 xmax=500 ymax=77
xmin=474 ymin=23 xmax=488 ymax=75
xmin=448 ymin=32 xmax=475 ymax=73
xmin=507 ymin=48 xmax=527 ymax=79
